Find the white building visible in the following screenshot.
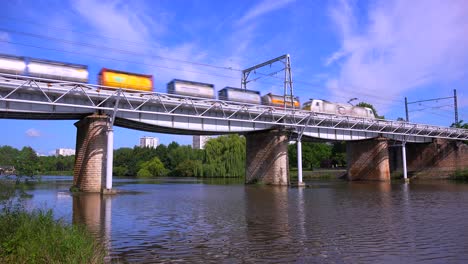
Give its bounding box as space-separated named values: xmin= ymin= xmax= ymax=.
xmin=192 ymin=135 xmax=211 ymax=149
xmin=55 ymin=148 xmax=75 ymax=156
xmin=140 ymin=136 xmax=159 ymax=148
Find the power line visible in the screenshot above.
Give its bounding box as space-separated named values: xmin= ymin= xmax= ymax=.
xmin=0 ymin=15 xmax=247 ymax=66
xmin=0 ymin=27 xmax=241 ymax=72
xmin=1 ymin=26 xmax=408 ymax=105
xmin=0 ymin=40 xmax=241 ymax=81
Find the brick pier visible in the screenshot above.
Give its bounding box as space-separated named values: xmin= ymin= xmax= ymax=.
xmin=73 ymin=114 xmax=109 ymax=192
xmin=245 ymin=130 xmax=289 ymax=185
xmin=346 ymin=137 xmax=390 ymax=181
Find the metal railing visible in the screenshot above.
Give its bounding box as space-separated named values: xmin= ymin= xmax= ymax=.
xmin=0 ymin=73 xmax=466 ymax=141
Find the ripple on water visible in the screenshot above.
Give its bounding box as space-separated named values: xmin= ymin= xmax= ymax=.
xmin=23 ymin=178 xmax=468 ymax=263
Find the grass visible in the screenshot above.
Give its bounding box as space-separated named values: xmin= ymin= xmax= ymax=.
xmin=449 ymin=169 xmax=468 ymax=182
xmin=0 ymin=208 xmax=106 ymax=264
xmin=290 ymin=169 xmax=346 ymax=180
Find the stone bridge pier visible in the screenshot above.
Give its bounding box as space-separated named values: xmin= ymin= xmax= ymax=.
xmin=346 ymin=137 xmax=391 ymax=181
xmin=245 ymin=130 xmax=289 ymax=185
xmin=390 ymin=139 xmax=468 ymax=179
xmin=73 ymin=114 xmax=109 ymax=192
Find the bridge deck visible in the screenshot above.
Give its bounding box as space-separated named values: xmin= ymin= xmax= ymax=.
xmin=0 ymin=73 xmax=466 ymax=142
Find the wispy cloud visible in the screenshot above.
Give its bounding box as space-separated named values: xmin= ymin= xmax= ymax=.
xmin=237 ymin=0 xmax=295 ymax=25
xmin=26 ymin=128 xmax=41 ymax=137
xmin=325 ymin=0 xmax=468 ymax=113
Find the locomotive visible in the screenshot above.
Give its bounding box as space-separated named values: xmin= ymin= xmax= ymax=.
xmin=0 ymin=54 xmax=376 ymax=118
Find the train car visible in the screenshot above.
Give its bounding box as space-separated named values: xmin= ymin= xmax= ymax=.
xmin=167 ymin=79 xmax=215 ymax=99
xmin=0 ymin=54 xmax=26 ymax=75
xmin=28 ymin=58 xmax=89 ymax=83
xmin=303 ymin=99 xmax=375 ymax=118
xmin=261 ymin=93 xmax=300 ymax=108
xmin=98 ymin=68 xmax=153 ymax=91
xmin=218 ymin=87 xmax=261 ymax=105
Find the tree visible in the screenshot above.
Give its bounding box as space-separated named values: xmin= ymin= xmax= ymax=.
xmin=356 ymin=102 xmax=384 ymax=119
xmin=451 ymin=120 xmax=468 ymax=129
xmin=14 ymin=147 xmax=39 ymax=176
xmin=172 ymin=160 xmax=203 ymax=177
xmin=288 ymin=142 xmax=334 ymax=169
xmin=137 ymin=157 xmax=168 ymax=178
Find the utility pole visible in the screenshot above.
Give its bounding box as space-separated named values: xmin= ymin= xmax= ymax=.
xmin=241 ymin=54 xmax=295 ymax=109
xmin=405 ymin=97 xmax=409 ymax=122
xmin=405 ymin=90 xmax=457 ymax=124
xmin=454 ymin=89 xmax=458 ymax=124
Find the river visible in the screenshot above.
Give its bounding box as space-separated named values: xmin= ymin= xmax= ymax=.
xmin=22 ymin=176 xmax=468 ymax=263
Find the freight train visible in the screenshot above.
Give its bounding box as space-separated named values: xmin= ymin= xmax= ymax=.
xmin=0 ymin=54 xmax=376 ymax=118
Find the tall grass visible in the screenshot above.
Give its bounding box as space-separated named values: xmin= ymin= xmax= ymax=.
xmin=0 ymin=177 xmax=105 ymax=263
xmin=0 ymin=208 xmax=106 ymax=263
xmin=449 ymin=169 xmax=468 ymax=182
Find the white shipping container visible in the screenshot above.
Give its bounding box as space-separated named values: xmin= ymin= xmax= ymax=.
xmin=0 ymin=57 xmax=26 ymax=74
xmin=173 ymin=82 xmax=214 ymax=98
xmin=226 ymin=89 xmax=260 ymax=104
xmin=27 ymin=62 xmax=88 ymax=82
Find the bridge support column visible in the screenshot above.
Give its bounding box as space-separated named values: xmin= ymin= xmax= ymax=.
xmin=105 ymin=127 xmax=114 ymax=191
xmin=297 ymin=140 xmax=305 ymax=186
xmin=346 ymin=137 xmax=390 ymax=181
xmin=245 ymin=130 xmax=289 ymax=185
xmin=405 ymin=139 xmax=468 ymax=178
xmin=73 ymin=114 xmax=109 ymax=192
xmin=402 ymin=141 xmax=408 ymax=182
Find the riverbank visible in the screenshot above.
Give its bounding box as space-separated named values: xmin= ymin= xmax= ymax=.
xmin=0 ymin=179 xmax=106 ymax=263
xmin=289 ymin=168 xmax=347 ymax=180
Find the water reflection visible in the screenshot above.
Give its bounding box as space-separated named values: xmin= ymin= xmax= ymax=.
xmin=23 ymin=177 xmax=468 ymax=263
xmin=244 ymin=186 xmax=295 ymax=261
xmin=72 ymin=193 xmax=112 ymax=259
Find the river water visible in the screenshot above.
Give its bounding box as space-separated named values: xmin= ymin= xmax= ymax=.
xmin=23 ymin=176 xmax=468 ymax=263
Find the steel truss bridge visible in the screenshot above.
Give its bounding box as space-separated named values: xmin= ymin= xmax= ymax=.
xmin=0 ymin=73 xmax=467 ymax=143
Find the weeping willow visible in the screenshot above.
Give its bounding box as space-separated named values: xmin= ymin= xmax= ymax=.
xmin=203 ymin=135 xmax=245 ymax=178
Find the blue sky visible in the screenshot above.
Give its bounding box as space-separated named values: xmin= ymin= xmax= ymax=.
xmin=1 ymin=0 xmax=467 ymax=155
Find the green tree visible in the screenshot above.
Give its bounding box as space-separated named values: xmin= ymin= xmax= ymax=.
xmin=14 ymin=147 xmax=39 ymax=176
xmin=451 ymin=120 xmax=468 ymax=129
xmin=203 ymin=135 xmax=245 ymax=178
xmin=356 ymin=102 xmax=384 ymax=119
xmin=137 ymin=157 xmax=168 ymax=178
xmin=288 ymin=142 xmax=333 ymax=169
xmin=172 ymin=159 xmax=203 ymax=177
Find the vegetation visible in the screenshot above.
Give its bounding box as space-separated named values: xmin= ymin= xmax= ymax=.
xmin=115 ymin=134 xmax=246 ymax=178
xmin=2 ymin=134 xmax=348 ymax=178
xmin=0 ymin=177 xmax=105 ymax=263
xmin=356 ymin=102 xmax=385 ymax=119
xmin=0 ymin=208 xmax=106 ymax=263
xmin=451 ymin=120 xmax=468 ymax=129
xmin=449 ymin=169 xmax=468 ymax=182
xmin=0 ymin=145 xmax=75 ymax=176
xmin=288 ymin=141 xmax=347 ymax=170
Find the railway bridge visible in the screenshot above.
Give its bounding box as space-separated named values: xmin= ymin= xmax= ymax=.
xmin=0 ymin=73 xmax=467 ymax=192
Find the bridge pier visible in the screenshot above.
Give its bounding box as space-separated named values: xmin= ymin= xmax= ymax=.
xmin=403 ymin=139 xmax=468 ymax=178
xmin=245 ymin=130 xmax=289 ymax=185
xmin=73 ymin=114 xmax=109 ymax=192
xmin=346 ymin=137 xmax=390 ymax=181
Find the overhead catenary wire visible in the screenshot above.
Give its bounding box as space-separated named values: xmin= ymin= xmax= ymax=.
xmin=0 ymin=27 xmax=451 ymax=112
xmin=1 ymin=26 xmax=407 ymax=105
xmin=0 ymin=27 xmax=241 ymax=72
xmin=0 ymin=40 xmax=241 ymax=81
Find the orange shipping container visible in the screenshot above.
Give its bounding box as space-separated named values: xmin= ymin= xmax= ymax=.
xmin=99 ymin=68 xmax=153 ymax=91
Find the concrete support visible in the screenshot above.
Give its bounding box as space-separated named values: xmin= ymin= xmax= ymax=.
xmin=245 ymin=130 xmax=289 ymax=185
xmin=402 ymin=142 xmax=408 ymax=181
xmin=73 ymin=114 xmax=109 ymax=192
xmin=297 ymin=140 xmax=303 ymax=186
xmin=105 ymin=127 xmax=114 ymax=190
xmin=404 ymin=139 xmax=468 ymax=179
xmin=346 ymin=137 xmax=390 ymax=181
